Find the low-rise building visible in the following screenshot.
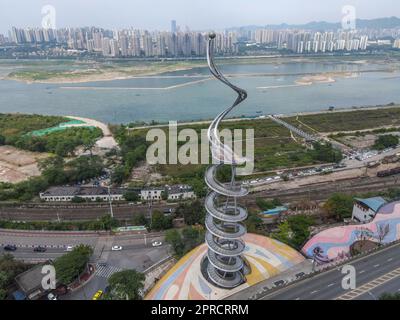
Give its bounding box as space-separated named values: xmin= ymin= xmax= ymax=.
xmin=351 ymin=197 xmax=387 ymax=223
xmin=166 ymin=185 xmax=196 ymax=201
xmin=140 ymin=187 xmax=165 ymax=201
xmin=40 ymin=186 xmax=126 ymax=202
xmin=14 ymin=264 xmax=48 ymax=300
xmin=40 ymin=185 xmax=196 ymax=203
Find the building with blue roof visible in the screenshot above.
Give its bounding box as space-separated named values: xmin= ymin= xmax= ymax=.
xmin=352 ymin=197 xmax=387 ymax=223
xmin=261 ymin=206 xmax=288 ymax=217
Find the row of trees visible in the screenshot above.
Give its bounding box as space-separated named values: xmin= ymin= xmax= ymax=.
xmin=0 ymin=214 xmax=118 ymax=231
xmin=53 ymin=245 xmax=93 ymax=285
xmin=40 ymin=155 xmax=105 ymax=186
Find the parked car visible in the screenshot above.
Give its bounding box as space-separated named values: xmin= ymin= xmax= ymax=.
xmin=65 ymin=246 xmax=74 ymax=252
xmin=3 ymin=245 xmax=17 ymax=251
xmin=34 ymin=246 xmax=47 ymax=253
xmin=152 ymin=241 xmax=163 ymax=247
xmin=92 ymin=290 xmax=103 ymax=300
xmin=111 ymin=246 xmax=123 ymax=251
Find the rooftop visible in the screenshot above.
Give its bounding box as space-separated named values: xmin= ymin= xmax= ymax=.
xmin=355 ymin=197 xmax=387 ymax=212
xmin=15 ymin=264 xmax=46 ymax=295
xmin=41 ymin=186 xmax=126 ymax=197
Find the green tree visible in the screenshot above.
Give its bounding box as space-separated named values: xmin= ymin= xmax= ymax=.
xmin=175 ymin=200 xmax=205 ymax=226
xmin=39 ymin=156 xmax=67 ymax=185
xmin=311 ymin=142 xmax=343 ymax=163
xmin=71 ymin=196 xmax=86 ymax=203
xmin=374 ymin=134 xmax=399 ymax=150
xmin=324 ymin=193 xmax=354 ymax=221
xmin=99 ymin=214 xmax=118 ymax=231
xmin=111 ymin=165 xmax=128 ymax=184
xmin=246 ymin=212 xmax=264 ymax=234
xmin=379 ymin=292 xmax=400 ymax=300
xmin=0 ymin=254 xmax=29 ymax=299
xmin=161 ymin=191 xmax=168 ymax=201
xmin=273 ymin=220 xmax=292 ymax=245
xmin=106 ymin=270 xmax=145 ymax=300
xmin=132 ymin=213 xmax=148 ymax=226
xmin=151 ymin=211 xmax=172 ymax=231
xmin=53 ymin=245 xmax=93 ymax=285
xmin=0 ymin=135 xmax=5 ymax=145
xmin=287 ymin=215 xmax=315 ymax=248
xmin=124 ymin=191 xmax=139 ymax=202
xmin=182 ymin=226 xmax=204 ymax=252
xmin=165 ymin=229 xmax=185 ymax=257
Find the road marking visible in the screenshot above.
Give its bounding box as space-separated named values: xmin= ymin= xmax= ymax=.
xmin=359 ymin=270 xmax=365 ymax=274
xmin=388 ymin=258 xmax=393 ymax=262
xmin=336 ymin=266 xmax=400 ymax=300
xmin=94 ymin=264 xmax=123 ymax=279
xmin=327 ymin=283 xmax=335 ymax=287
xmin=310 ymin=290 xmax=319 ymax=294
xmin=374 ymin=264 xmax=380 ymax=268
xmin=295 ymin=297 xmax=300 ymax=300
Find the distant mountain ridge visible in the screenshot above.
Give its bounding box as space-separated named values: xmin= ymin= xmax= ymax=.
xmin=228 ymin=16 xmax=400 ymax=31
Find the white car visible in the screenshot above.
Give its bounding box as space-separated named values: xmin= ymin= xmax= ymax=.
xmin=65 ymin=246 xmax=74 ymax=252
xmin=47 ymin=293 xmax=57 ymax=300
xmin=112 ymin=246 xmax=123 ymax=251
xmin=152 ymin=241 xmax=163 ymax=247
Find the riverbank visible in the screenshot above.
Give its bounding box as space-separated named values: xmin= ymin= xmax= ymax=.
xmin=2 ymin=55 xmax=384 ymax=85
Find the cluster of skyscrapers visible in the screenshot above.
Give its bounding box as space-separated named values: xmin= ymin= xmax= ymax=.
xmin=253 ymin=29 xmax=369 ymax=53
xmin=3 ymin=26 xmax=239 ymax=57
xmin=2 ymin=22 xmax=400 ymax=57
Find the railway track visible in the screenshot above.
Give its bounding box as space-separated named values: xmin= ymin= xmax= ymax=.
xmin=0 ymin=176 xmax=398 ymax=222
xmin=249 ymin=175 xmax=400 ymax=202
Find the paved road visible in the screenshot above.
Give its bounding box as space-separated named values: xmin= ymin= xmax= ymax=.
xmin=0 ymin=229 xmax=169 ymax=300
xmin=0 ymin=203 xmax=176 ymax=221
xmin=259 ymin=243 xmax=400 ymax=300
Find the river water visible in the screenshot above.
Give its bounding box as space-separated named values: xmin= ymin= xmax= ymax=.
xmin=0 ymin=60 xmax=399 ymax=124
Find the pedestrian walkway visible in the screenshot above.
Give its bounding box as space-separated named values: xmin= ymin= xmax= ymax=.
xmin=94 ymin=263 xmax=122 ymax=279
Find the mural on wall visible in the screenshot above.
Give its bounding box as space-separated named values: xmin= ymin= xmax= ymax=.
xmin=302 ymin=201 xmax=400 ymax=261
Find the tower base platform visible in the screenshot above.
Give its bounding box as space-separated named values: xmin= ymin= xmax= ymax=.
xmin=146 ymin=233 xmax=305 ymax=300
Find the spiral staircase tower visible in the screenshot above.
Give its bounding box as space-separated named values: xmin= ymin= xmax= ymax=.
xmin=203 ymin=33 xmax=249 ymax=289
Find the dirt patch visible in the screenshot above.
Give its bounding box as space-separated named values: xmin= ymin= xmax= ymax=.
xmin=350 ymin=240 xmax=379 ymax=256
xmin=0 ymin=145 xmax=49 ymax=183
xmin=338 ymin=134 xmax=377 ymax=150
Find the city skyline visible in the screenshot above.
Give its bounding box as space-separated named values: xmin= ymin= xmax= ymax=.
xmin=0 ymin=0 xmax=400 ymax=34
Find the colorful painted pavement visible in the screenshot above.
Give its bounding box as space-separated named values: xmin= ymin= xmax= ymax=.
xmin=146 ymin=233 xmax=305 ymax=300
xmin=302 ymin=200 xmax=400 ymax=262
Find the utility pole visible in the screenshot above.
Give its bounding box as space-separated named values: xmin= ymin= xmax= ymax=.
xmin=108 ymin=185 xmax=114 ymax=219
xmin=148 ymin=196 xmax=153 ymax=227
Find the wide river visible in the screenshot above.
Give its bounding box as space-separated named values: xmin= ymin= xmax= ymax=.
xmin=0 ymin=59 xmax=399 ymax=124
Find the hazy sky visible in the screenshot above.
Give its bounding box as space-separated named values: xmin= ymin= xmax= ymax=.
xmin=0 ymin=0 xmax=399 ymax=33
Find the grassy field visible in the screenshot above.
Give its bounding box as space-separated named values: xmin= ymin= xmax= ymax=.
xmin=5 ymin=60 xmax=208 ymax=83
xmin=286 ymin=106 xmax=400 ymax=133
xmin=0 ymin=114 xmax=102 ymax=157
xmin=0 ymin=113 xmax=68 ymax=137
xmin=128 ymin=105 xmax=400 ymax=181
xmin=130 ymin=118 xmax=319 ymax=181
